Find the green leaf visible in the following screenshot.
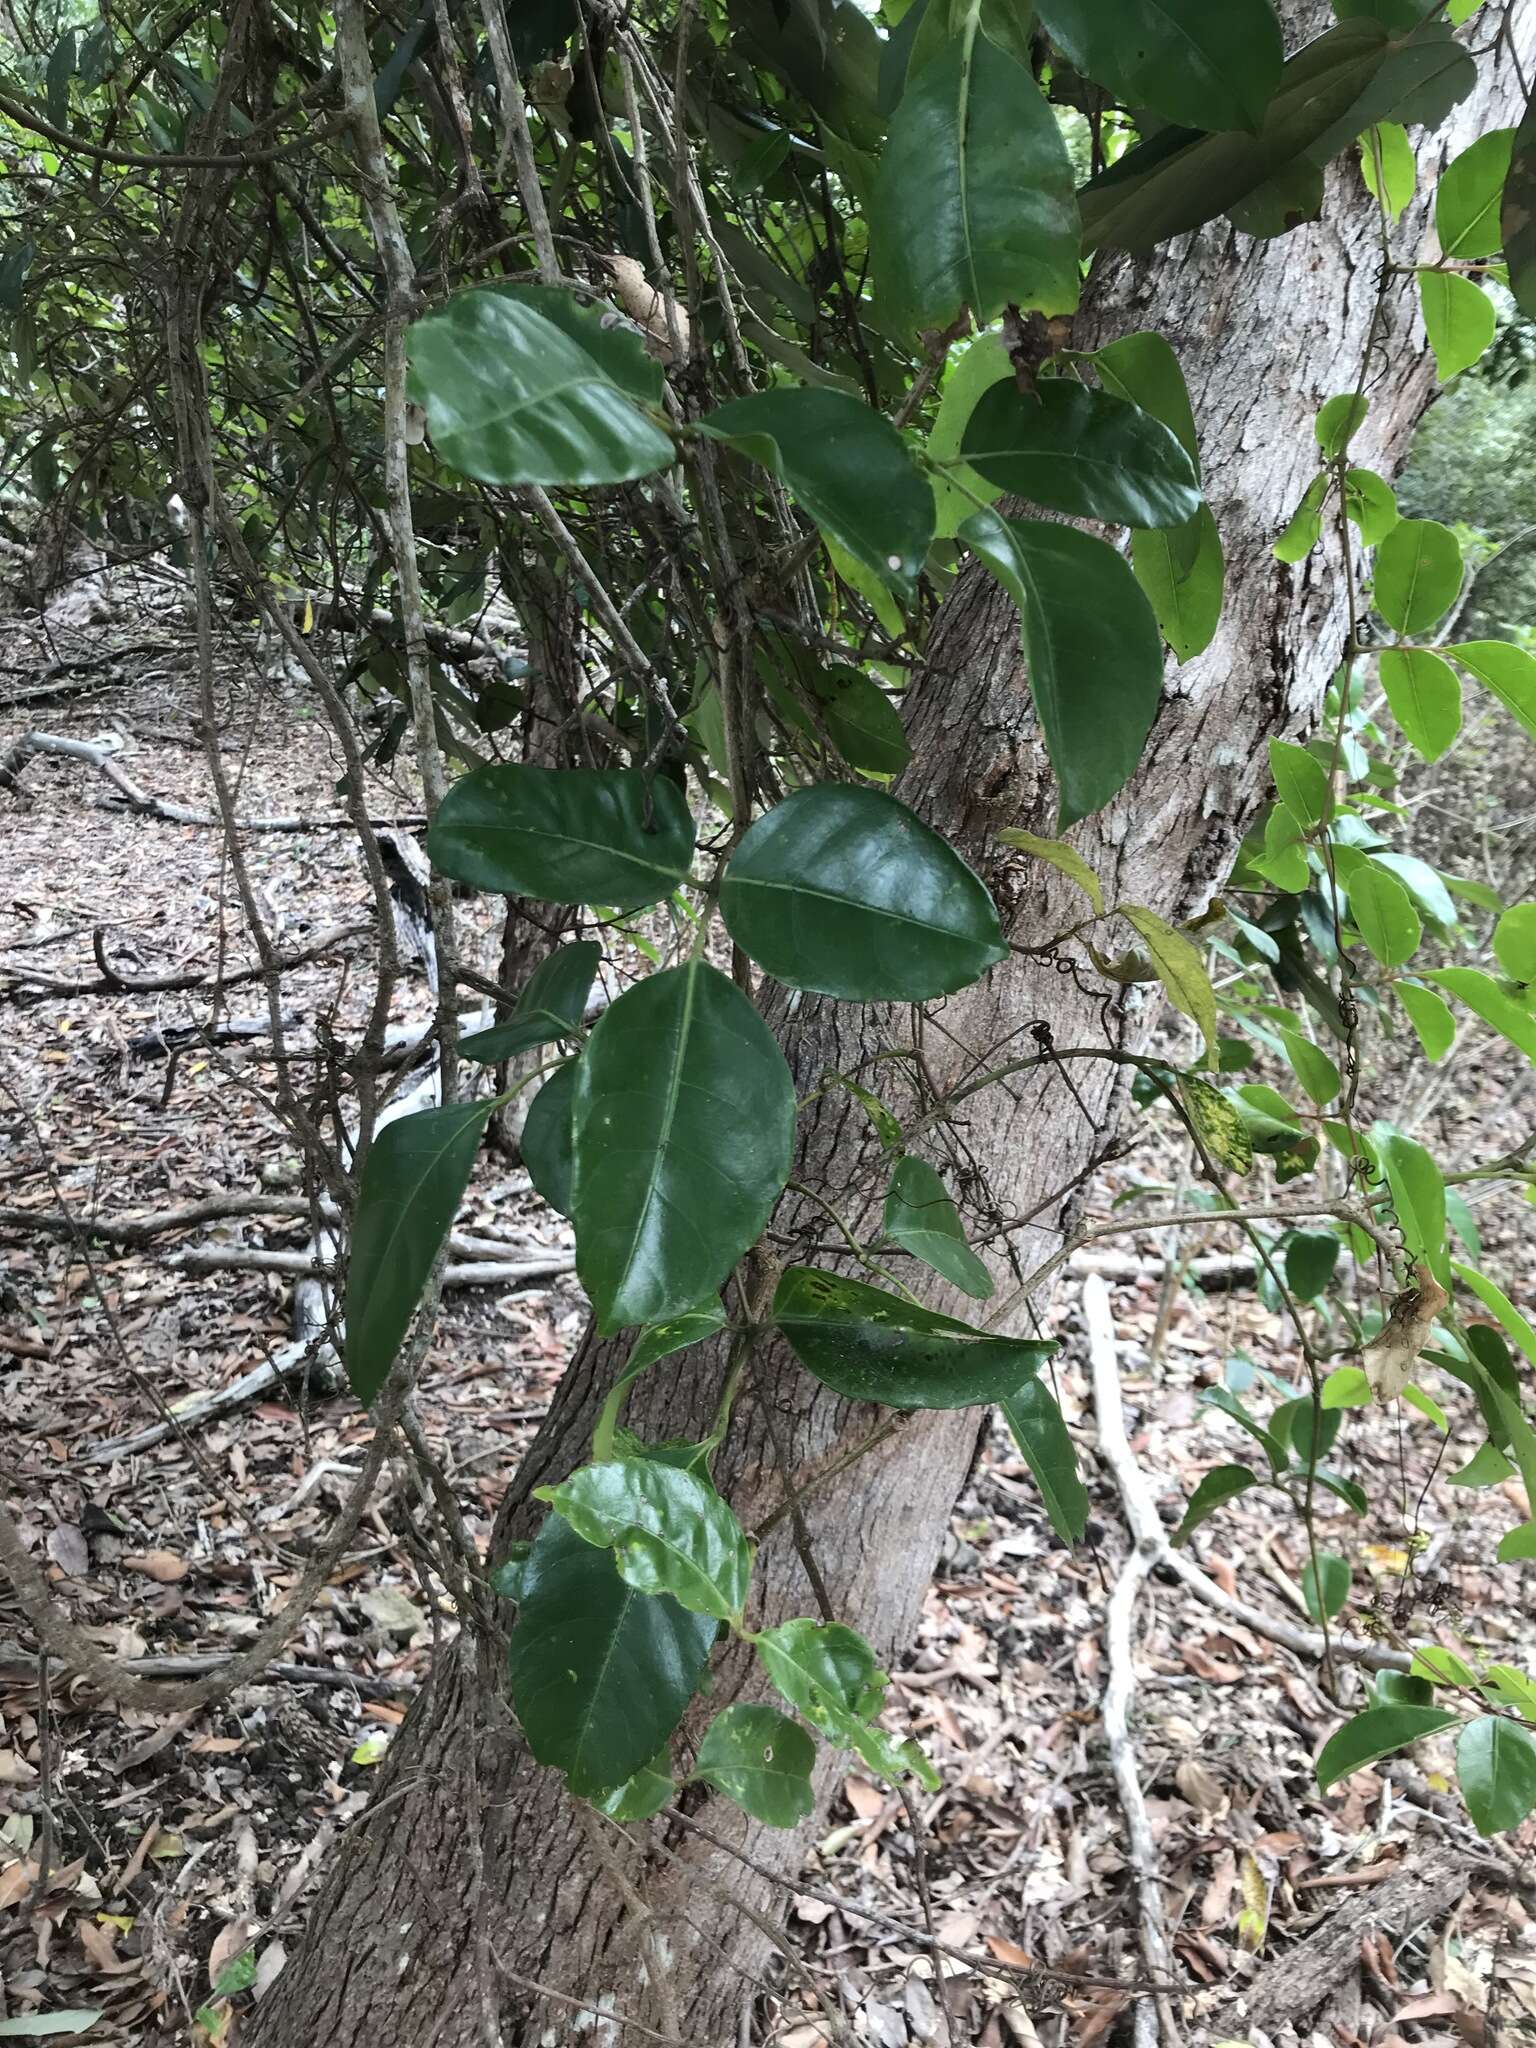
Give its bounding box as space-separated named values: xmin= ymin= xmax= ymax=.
xmin=1423 ymin=967 xmax=1536 ymax=1062
xmin=1180 ymin=1076 xmax=1255 ymax=1173
xmin=754 ymin=1618 xmax=937 ymax=1788
xmin=699 ymin=388 xmax=934 ymax=598
xmin=1449 ymin=640 xmax=1536 ymax=741
xmin=406 ymin=288 xmax=674 ymax=487
xmin=542 ymin=1457 xmax=751 ymax=1621
xmin=1036 ymin=0 xmax=1284 ymax=131
xmin=1322 ymin=1364 xmax=1373 ymax=1408
xmin=1436 ymin=127 xmax=1515 ymax=260
xmin=460 ymin=941 xmax=602 ymax=1064
xmin=1349 ymin=861 xmax=1421 ymax=967
xmin=871 ymin=2 xmax=1080 ymax=333
xmin=1452 ymin=1261 xmax=1536 ymax=1367
xmin=1173 ymin=1463 xmax=1258 ymax=1545
xmin=1457 ymin=1716 xmax=1536 ymax=1836
xmin=1504 ymin=88 xmax=1536 ymax=320
xmin=1277 ymin=1027 xmax=1341 ymax=1107
xmin=507 ymin=1516 xmax=715 ymax=1799
xmin=691 ymin=1704 xmax=816 ymax=1826
xmin=1483 ymin=1666 xmax=1536 ymax=1720
xmin=995 ymin=829 xmax=1104 ymax=915
xmin=1131 ymin=505 xmax=1225 ymax=661
xmin=1287 ymin=1230 xmax=1341 ymax=1301
xmin=961 ymin=380 xmax=1201 ymax=530
xmin=1201 ymin=1384 xmax=1289 ymax=1472
xmin=1449 ymin=1440 xmax=1515 ymax=1487
xmin=1395 ymin=982 xmax=1457 ymax=1063
xmin=1359 ymin=120 xmax=1415 ymax=220
xmin=883 ymin=1156 xmax=993 ymax=1300
xmin=521 ymin=1060 xmax=577 ymax=1218
xmin=1302 ymin=1551 xmax=1350 ymax=1622
xmin=428 ymin=765 xmax=695 ymax=913
xmin=571 ymin=961 xmax=795 ymax=1333
xmin=1273 ymin=1395 xmax=1341 ymax=1467
xmin=1412 ymin=1645 xmax=1478 ymax=1687
xmin=1091 ymin=330 xmax=1202 ymax=466
xmin=961 ymin=510 xmax=1165 ymax=828
xmin=720 ymin=784 xmax=1007 ymax=1000
xmin=1121 ymin=904 xmax=1219 ymax=1064
xmin=1274 ymin=473 xmax=1329 ymax=562
xmin=1316 ymin=1705 xmax=1458 ymax=1790
xmin=1379 ymin=647 xmax=1461 ymax=762
xmin=1499 ymin=1521 xmax=1536 ymax=1562
xmin=1268 ymin=739 xmax=1330 ymax=829
xmin=1372 ymin=518 xmax=1462 ymax=636
xmin=593 ymin=1302 xmax=731 ymax=1462
xmin=1313 ymin=1467 xmax=1370 ymax=1514
xmin=1402 ymin=1383 xmax=1449 ymax=1430
xmin=1316 ymin=391 xmax=1369 ymax=458
xmin=814 ymin=668 xmax=911 ymax=778
xmin=1000 ymin=1379 xmax=1089 ymax=1542
xmin=1494 ymin=903 xmax=1536 ymax=983
xmin=1374 ymin=1124 xmax=1448 ymax=1284
xmin=773 ymin=1267 xmax=1053 ymax=1409
xmin=1344 ymin=467 xmax=1400 ymax=544
xmin=1418 ymin=267 xmax=1497 ymax=381
xmin=595 ymin=1752 xmax=675 ymax=1821
xmin=927 ymin=333 xmax=1012 ymax=538
xmin=347 ymin=1097 xmax=496 ymax=1402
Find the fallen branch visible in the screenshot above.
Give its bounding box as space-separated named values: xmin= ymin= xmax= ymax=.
xmin=0 ymin=1644 xmax=412 ymax=1698
xmin=0 ymin=918 xmax=369 ymax=995
xmin=1084 ymin=1273 xmax=1408 ymax=1676
xmin=1085 ymin=1274 xmax=1185 ymax=2048
xmin=73 ymin=1341 xmax=347 ymax=1464
xmin=162 ymin=1245 xmax=574 ymax=1284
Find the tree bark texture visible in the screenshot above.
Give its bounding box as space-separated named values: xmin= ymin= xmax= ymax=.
xmin=250 ymin=17 xmax=1532 ymax=2043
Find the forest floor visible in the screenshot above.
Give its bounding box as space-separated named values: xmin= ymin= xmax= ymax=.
xmin=2 ymin=594 xmax=1535 ymax=2048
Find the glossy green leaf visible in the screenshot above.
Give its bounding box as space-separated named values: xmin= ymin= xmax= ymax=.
xmin=1436 ymin=127 xmax=1515 ymax=259
xmin=962 ymin=510 xmax=1165 ymax=828
xmin=884 ymin=1156 xmax=993 ymax=1300
xmin=571 ymin=961 xmax=795 ymax=1333
xmin=460 ymin=941 xmax=602 ymax=1064
xmin=1452 ymin=1261 xmax=1536 ymax=1367
xmin=1372 ymin=518 xmax=1462 ymax=636
xmin=347 ymin=1097 xmax=496 ymax=1401
xmin=959 ymin=380 xmax=1202 ymax=530
xmin=1202 ymin=1385 xmax=1288 ymax=1472
xmin=406 ymin=289 xmax=674 ymax=487
xmin=1458 ymin=1716 xmax=1536 ymax=1836
xmin=1450 ymin=1440 xmax=1515 ymax=1488
xmin=814 ymin=668 xmax=911 ymax=778
xmin=691 ymin=1704 xmax=816 ymax=1826
xmin=871 ymin=0 xmax=1080 ymax=333
xmin=592 ymin=1302 xmax=731 ymax=1462
xmin=1379 ymin=647 xmax=1461 ymax=762
xmin=1316 ymin=1705 xmax=1458 ymax=1790
xmin=541 ymin=1457 xmax=751 ymax=1621
xmin=1321 ymin=1364 xmax=1373 ymax=1408
xmin=1000 ymin=1379 xmax=1089 ymax=1543
xmin=1504 ymin=89 xmax=1536 ymax=320
xmin=1449 ymin=639 xmax=1536 ymax=741
xmin=1121 ymin=904 xmax=1219 ymax=1064
xmin=1316 ymin=391 xmax=1369 ymax=458
xmin=1359 ymin=120 xmax=1415 ymax=220
xmin=1131 ymin=505 xmax=1225 ymax=661
xmin=1412 ymin=1645 xmax=1478 ymax=1687
xmin=1278 ymin=1027 xmax=1341 ymax=1107
xmin=428 ymin=765 xmax=695 ymax=912
xmin=1302 ymin=1551 xmax=1350 ymax=1622
xmin=1344 ymin=467 xmax=1399 ymax=543
xmin=996 ymin=829 xmax=1105 ymax=915
xmin=1091 ymin=330 xmax=1202 ymax=466
xmin=1268 ymin=739 xmax=1329 ymax=829
xmin=1418 ymin=267 xmax=1497 ymax=381
xmin=1036 ymin=0 xmax=1283 ymax=131
xmin=521 ymin=1060 xmax=577 ymax=1218
xmin=699 ymin=388 xmax=933 ymax=597
xmin=1287 ymin=1230 xmax=1341 ymax=1301
xmin=1494 ymin=903 xmax=1536 ymax=983
xmin=927 ymin=333 xmax=1011 ymax=538
xmin=1374 ymin=1124 xmax=1448 ymax=1283
xmin=595 ymin=1753 xmax=675 ymax=1822
xmin=754 ymin=1618 xmax=937 ymax=1788
xmin=720 ymin=784 xmax=1007 ymax=1000
xmin=1228 ymin=156 xmax=1326 ymax=237
xmin=1424 ymin=967 xmax=1536 ymax=1062
xmin=1395 ymin=981 xmax=1457 ymax=1062
xmin=1483 ymin=1665 xmax=1536 ymax=1720
xmin=1173 ymin=1463 xmax=1258 ymax=1545
xmin=1274 ymin=1395 xmax=1341 ymax=1467
xmin=773 ymin=1267 xmax=1052 ymax=1409
xmin=507 ymin=1515 xmax=715 ymax=1798
xmin=1349 ymin=861 xmax=1420 ymax=967
xmin=1273 ymin=473 xmax=1329 ymax=563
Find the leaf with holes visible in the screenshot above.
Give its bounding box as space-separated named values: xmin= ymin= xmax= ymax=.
xmin=691 ymin=1704 xmax=816 ymax=1827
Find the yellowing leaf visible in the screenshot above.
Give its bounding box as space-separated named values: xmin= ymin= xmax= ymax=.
xmin=1236 ymin=1851 xmax=1269 ymax=1952
xmin=996 ymin=829 xmax=1104 ymax=915
xmin=1121 ymin=904 xmax=1219 ymax=1065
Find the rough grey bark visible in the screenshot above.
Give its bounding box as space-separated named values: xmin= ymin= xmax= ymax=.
xmin=250 ymin=18 xmax=1531 ymax=2044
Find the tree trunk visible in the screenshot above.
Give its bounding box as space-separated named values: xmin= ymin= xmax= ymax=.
xmin=250 ymin=23 xmax=1529 ymax=2043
